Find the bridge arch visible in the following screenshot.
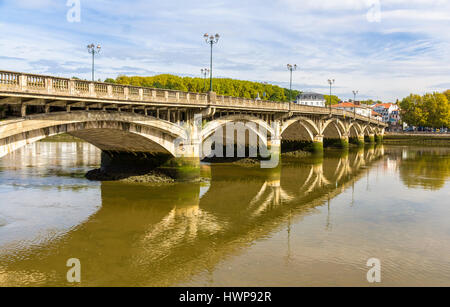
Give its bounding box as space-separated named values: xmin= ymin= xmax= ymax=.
xmin=281 ymin=116 xmax=320 ymax=142
xmin=322 ymin=119 xmax=346 ymax=137
xmin=201 ymin=114 xmax=274 ymax=146
xmin=373 ymin=126 xmax=383 ymax=135
xmin=322 ymin=119 xmax=347 ymax=139
xmin=362 ymin=125 xmax=374 ymax=135
xmin=349 ymin=122 xmax=363 ymax=137
xmin=0 ymin=111 xmax=188 ymax=158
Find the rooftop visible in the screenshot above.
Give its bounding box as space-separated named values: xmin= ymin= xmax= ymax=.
xmin=332 ymin=102 xmax=371 ymax=109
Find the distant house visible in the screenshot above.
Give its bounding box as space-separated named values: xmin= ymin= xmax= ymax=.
xmin=371 ymin=103 xmax=400 ymax=125
xmin=372 ymin=110 xmax=383 ymax=121
xmin=296 ymin=92 xmax=326 ymax=107
xmin=331 ymin=102 xmax=372 ymax=117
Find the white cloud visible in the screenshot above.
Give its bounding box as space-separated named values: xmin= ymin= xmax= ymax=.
xmin=0 ymin=0 xmax=450 ymax=101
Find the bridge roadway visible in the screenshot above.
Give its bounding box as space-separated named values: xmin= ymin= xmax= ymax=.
xmin=0 ymin=70 xmax=387 ymax=177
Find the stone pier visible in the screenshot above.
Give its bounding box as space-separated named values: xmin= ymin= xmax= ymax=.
xmin=311 ymin=135 xmax=324 ymax=154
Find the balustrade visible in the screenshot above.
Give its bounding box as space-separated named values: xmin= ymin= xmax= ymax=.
xmin=0 ymin=70 xmax=385 ymax=125
xmin=27 ymin=75 xmax=45 ymax=89
xmin=53 ymin=79 xmax=69 ymax=92
xmin=0 ymin=72 xmax=19 ymax=85
xmin=74 ymin=80 xmax=90 ymax=93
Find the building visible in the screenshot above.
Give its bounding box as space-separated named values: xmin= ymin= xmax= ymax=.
xmin=296 ymin=92 xmax=326 ymax=107
xmin=371 ymin=103 xmax=400 ymax=124
xmin=372 ymin=110 xmax=383 ymax=121
xmin=331 ymin=102 xmax=372 ymax=117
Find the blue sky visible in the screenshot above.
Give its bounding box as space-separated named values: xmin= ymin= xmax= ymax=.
xmin=1 ymin=0 xmax=450 ymax=101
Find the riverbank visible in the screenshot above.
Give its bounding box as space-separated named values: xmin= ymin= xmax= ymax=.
xmin=383 ymin=133 xmax=450 ymax=146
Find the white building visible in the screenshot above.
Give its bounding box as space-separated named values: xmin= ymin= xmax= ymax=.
xmin=372 ymin=110 xmax=383 ymax=121
xmin=296 ymin=92 xmax=326 ymax=107
xmin=372 ymin=103 xmax=400 ymax=124
xmin=371 ymin=103 xmax=401 ymax=128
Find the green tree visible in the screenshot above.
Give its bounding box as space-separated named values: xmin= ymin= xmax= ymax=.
xmin=400 ymin=92 xmax=450 ymax=128
xmin=108 ymin=74 xmax=304 ymax=102
xmin=443 ymin=89 xmax=450 ymax=102
xmin=323 ymin=95 xmax=341 ymax=106
xmin=400 ymin=94 xmax=422 ymax=127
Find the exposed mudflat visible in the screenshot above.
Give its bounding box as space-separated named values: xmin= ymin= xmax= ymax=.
xmin=231 ymin=158 xmax=260 ymax=167
xmin=281 ymin=150 xmax=312 ymax=158
xmin=86 ymin=168 xmax=175 ymax=183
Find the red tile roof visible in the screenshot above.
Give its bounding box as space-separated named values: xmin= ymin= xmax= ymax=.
xmin=331 ymin=102 xmax=356 ymax=108
xmin=372 ymin=110 xmax=382 ymax=116
xmin=373 ymin=103 xmax=394 ymax=108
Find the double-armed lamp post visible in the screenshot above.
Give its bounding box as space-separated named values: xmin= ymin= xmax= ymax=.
xmin=352 ymin=90 xmax=359 ymax=118
xmin=287 ymin=64 xmax=297 ymax=103
xmin=87 ymin=44 xmax=101 ymax=82
xmin=201 ymin=68 xmax=210 ymax=92
xmin=204 ymin=33 xmax=220 ymax=92
xmin=328 ymin=79 xmax=335 ymax=112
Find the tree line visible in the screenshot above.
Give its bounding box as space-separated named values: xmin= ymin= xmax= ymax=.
xmin=400 ymin=90 xmax=450 ymax=128
xmin=105 ymin=74 xmax=301 ymax=102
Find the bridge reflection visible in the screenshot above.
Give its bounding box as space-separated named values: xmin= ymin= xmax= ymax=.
xmin=0 ymin=146 xmax=385 ymax=286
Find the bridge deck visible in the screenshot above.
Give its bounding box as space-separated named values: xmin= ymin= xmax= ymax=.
xmin=0 ymin=70 xmax=386 ymax=127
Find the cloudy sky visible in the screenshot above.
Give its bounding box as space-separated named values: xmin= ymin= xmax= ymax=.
xmin=0 ymin=0 xmax=449 ymax=101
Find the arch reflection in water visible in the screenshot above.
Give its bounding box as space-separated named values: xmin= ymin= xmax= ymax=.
xmin=0 ymin=141 xmax=385 ymax=286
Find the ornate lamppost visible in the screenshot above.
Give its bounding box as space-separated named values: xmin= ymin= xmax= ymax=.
xmin=204 ymin=33 xmax=220 ymax=92
xmin=328 ymin=79 xmax=335 ymax=112
xmin=287 ymin=64 xmax=297 ymax=103
xmin=353 ymin=90 xmax=359 ymax=118
xmin=87 ymin=44 xmax=101 ymax=81
xmin=201 ymin=68 xmax=210 ymax=92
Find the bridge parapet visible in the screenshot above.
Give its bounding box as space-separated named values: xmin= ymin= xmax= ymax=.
xmin=214 ymin=94 xmax=287 ymax=111
xmin=0 ymin=70 xmax=386 ymax=127
xmin=0 ymin=70 xmax=210 ymax=106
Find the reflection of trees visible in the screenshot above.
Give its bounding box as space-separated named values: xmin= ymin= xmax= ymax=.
xmin=399 ymin=150 xmax=450 ymax=190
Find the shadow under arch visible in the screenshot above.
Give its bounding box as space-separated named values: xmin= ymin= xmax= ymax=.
xmin=281 ymin=116 xmax=320 ymax=142
xmin=200 ymin=114 xmax=274 ymax=160
xmin=201 ymin=114 xmax=274 ymax=145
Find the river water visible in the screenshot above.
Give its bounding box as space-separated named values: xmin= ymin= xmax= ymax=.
xmin=0 ymin=141 xmax=449 ymax=286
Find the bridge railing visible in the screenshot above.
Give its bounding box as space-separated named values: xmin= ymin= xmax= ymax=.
xmin=0 ymin=70 xmax=386 ymax=126
xmin=0 ymin=70 xmax=210 ymax=106
xmin=214 ymin=95 xmax=288 ymax=111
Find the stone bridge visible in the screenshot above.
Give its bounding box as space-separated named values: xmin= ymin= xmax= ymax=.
xmin=0 ymin=70 xmax=387 ymax=176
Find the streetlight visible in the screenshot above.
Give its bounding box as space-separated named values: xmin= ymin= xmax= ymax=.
xmin=352 ymin=90 xmax=359 ymax=118
xmin=263 ymin=81 xmax=268 ymax=100
xmin=287 ymin=64 xmax=297 ymax=104
xmin=328 ymin=79 xmax=335 ymax=112
xmin=201 ymin=68 xmax=210 ymax=92
xmin=204 ymin=33 xmax=220 ymax=92
xmin=87 ymin=43 xmax=101 ymax=82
